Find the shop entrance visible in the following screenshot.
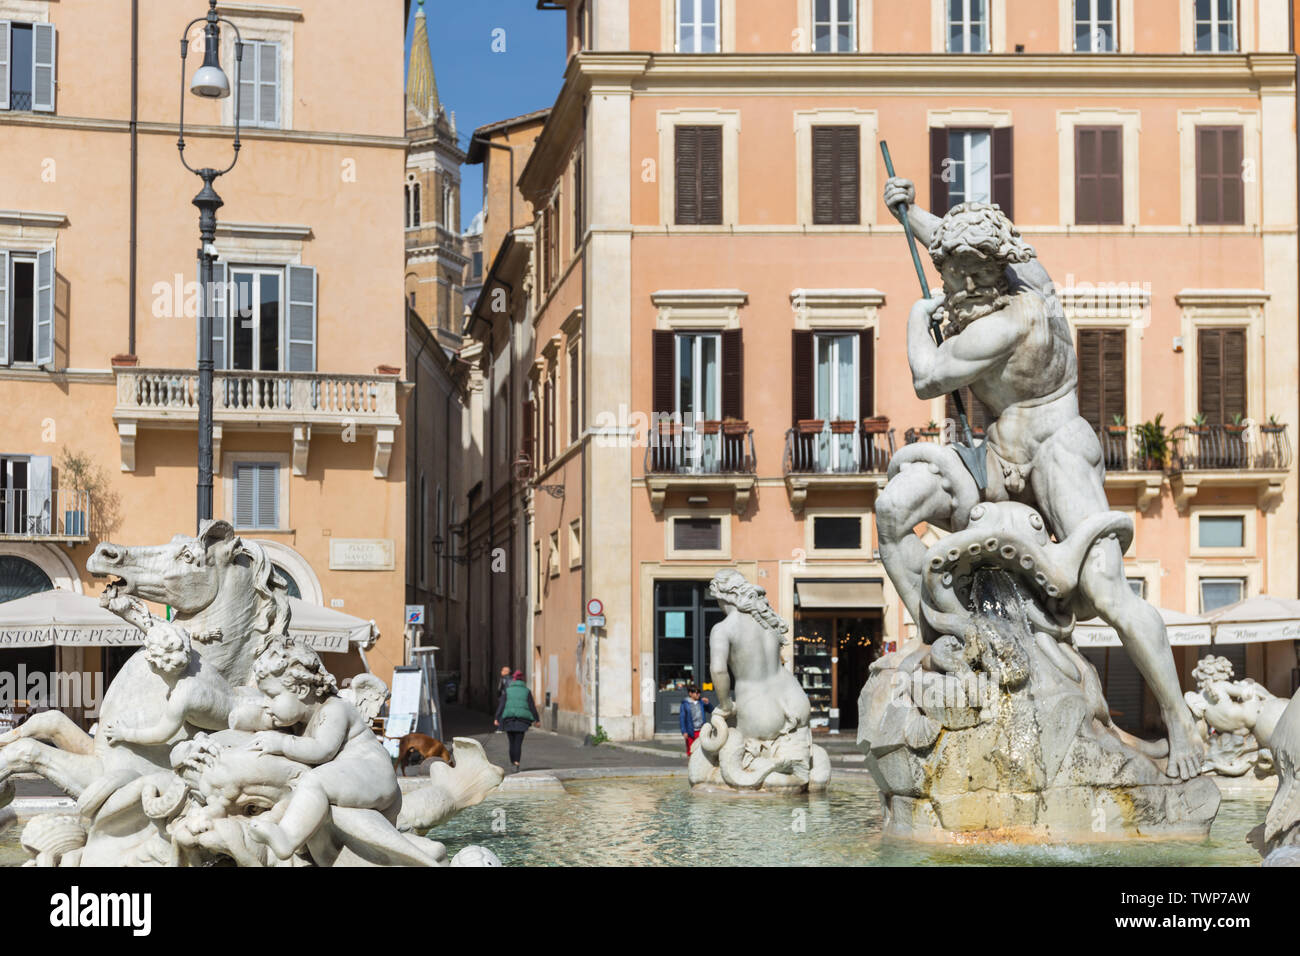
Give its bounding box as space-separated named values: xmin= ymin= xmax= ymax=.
xmin=653 ymin=580 xmax=724 ymax=733
xmin=793 ymin=613 xmax=882 ymax=731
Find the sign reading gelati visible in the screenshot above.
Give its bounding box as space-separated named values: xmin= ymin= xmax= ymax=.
xmin=328 ymin=538 xmax=395 ymax=571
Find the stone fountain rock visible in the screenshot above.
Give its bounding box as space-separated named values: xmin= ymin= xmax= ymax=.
xmin=0 ymin=520 xmax=503 ymax=866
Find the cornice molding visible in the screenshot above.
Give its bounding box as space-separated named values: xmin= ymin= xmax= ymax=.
xmin=0 ymin=210 xmax=67 ymax=228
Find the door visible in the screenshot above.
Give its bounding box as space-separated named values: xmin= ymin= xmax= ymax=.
xmin=653 ymin=580 xmax=724 ymax=733
xmin=814 ymin=332 xmax=858 ymax=471
xmin=832 ymin=615 xmax=879 ymax=730
xmin=675 ymin=333 xmax=720 ymax=472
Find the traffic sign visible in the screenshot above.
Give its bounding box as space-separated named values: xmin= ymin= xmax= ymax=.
xmin=586 ymin=598 xmax=603 ymax=617
xmin=587 ymin=615 xmax=606 ymax=628
xmin=405 ymin=605 xmax=425 ymax=626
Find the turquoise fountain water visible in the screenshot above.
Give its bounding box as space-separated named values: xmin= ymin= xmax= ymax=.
xmin=0 ymin=779 xmax=1272 ymax=866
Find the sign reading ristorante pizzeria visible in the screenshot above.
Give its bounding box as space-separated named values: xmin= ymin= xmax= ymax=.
xmin=0 ymin=625 xmax=143 ymax=647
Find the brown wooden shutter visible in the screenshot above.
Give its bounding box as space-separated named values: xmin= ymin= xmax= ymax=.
xmin=1077 ymin=328 xmax=1126 ymax=431
xmin=837 ymin=126 xmax=860 ymax=224
xmin=1075 ymin=126 xmax=1123 ymax=226
xmin=675 ymin=126 xmax=700 ymax=225
xmin=698 ymin=126 xmax=723 ymax=225
xmin=992 ymin=127 xmax=1014 ymax=219
xmin=929 ymin=127 xmax=949 ymax=215
xmin=858 ymin=329 xmax=874 ymax=418
xmin=652 ymin=330 xmax=676 ymax=416
xmin=523 ymin=398 xmax=536 ymax=465
xmin=721 ymin=328 xmax=743 ymax=420
xmin=1196 ymin=127 xmax=1245 ymax=226
xmin=792 ymin=330 xmax=813 ymax=424
xmin=812 ymin=126 xmax=836 ymax=225
xmin=1198 ymin=328 xmax=1247 ymax=424
xmin=947 ymin=387 xmax=991 ymax=432
xmin=1219 ymin=127 xmax=1244 ymax=225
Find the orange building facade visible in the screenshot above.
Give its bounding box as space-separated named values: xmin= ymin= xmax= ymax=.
xmin=0 ymin=0 xmax=411 ymax=705
xmin=515 ymin=0 xmax=1299 ymax=740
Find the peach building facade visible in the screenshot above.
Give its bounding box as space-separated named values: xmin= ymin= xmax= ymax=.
xmin=0 ymin=0 xmax=411 ymax=708
xmin=517 ymin=0 xmax=1299 ymax=740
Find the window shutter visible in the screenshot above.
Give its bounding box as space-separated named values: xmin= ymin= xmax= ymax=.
xmin=0 ymin=22 xmax=10 ymax=111
xmin=991 ymin=127 xmax=1013 ymax=218
xmin=210 ymin=261 xmax=227 ymax=370
xmin=791 ymin=330 xmax=814 ymax=423
xmin=522 ymin=398 xmax=536 ymax=464
xmin=1197 ymin=328 xmax=1246 ymax=425
xmin=234 ymin=464 xmax=255 ymax=527
xmin=0 ymin=248 xmax=9 ymax=366
xmin=1074 ymin=127 xmax=1098 ymax=224
xmin=858 ymin=328 xmax=874 ymax=418
xmin=837 ymin=126 xmax=860 ymax=225
xmin=652 ymin=330 xmax=675 ymax=416
xmin=698 ymin=126 xmax=723 ymax=225
xmin=286 ymin=265 xmax=317 ymax=371
xmin=929 ymin=127 xmax=949 ymax=215
xmin=238 ymin=41 xmax=257 ymax=125
xmin=1098 ymin=127 xmax=1123 ymax=225
xmin=1219 ymin=127 xmax=1244 ymax=225
xmin=258 ymin=41 xmax=279 ymax=128
xmin=1077 ymin=328 xmax=1128 ymax=431
xmin=1101 ymin=328 xmax=1126 ymax=426
xmin=257 ymin=464 xmax=278 ymax=527
xmin=812 ymin=126 xmax=835 ymax=225
xmin=1222 ymin=328 xmax=1247 ymax=422
xmin=1195 ymin=127 xmax=1243 ymax=225
xmin=35 ymin=247 xmax=53 ymax=367
xmin=721 ymin=328 xmax=743 ymax=420
xmin=947 ymin=387 xmax=991 ymax=431
xmin=675 ymin=126 xmax=699 ymax=225
xmin=32 ymin=23 xmax=55 ymax=113
xmin=28 ymin=454 xmax=51 ymax=534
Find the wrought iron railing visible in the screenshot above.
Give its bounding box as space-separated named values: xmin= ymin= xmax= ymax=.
xmin=784 ymin=423 xmax=895 ymax=475
xmin=0 ymin=488 xmax=91 ymax=539
xmin=1169 ymin=423 xmax=1292 ymax=472
xmin=644 ymin=422 xmax=756 ymax=475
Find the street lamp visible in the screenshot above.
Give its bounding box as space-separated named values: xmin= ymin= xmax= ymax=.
xmin=178 ymin=0 xmax=243 ymax=528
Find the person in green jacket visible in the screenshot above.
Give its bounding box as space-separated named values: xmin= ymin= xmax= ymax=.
xmin=493 ymin=670 xmax=540 ymax=772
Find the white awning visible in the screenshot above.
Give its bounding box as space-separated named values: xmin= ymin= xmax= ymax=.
xmin=1073 ymin=608 xmax=1211 ymax=648
xmin=1206 ymin=595 xmax=1300 ymax=645
xmin=795 ymin=580 xmax=885 ymax=610
xmin=0 ymin=591 xmax=378 ymax=653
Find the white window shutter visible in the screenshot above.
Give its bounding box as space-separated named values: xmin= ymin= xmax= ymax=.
xmin=258 ymin=463 xmax=278 ymax=527
xmin=32 ymin=23 xmax=55 ymax=112
xmin=0 ymin=22 xmax=11 ymax=111
xmin=211 ymin=261 xmax=227 ymax=370
xmin=0 ymin=249 xmax=9 ymax=365
xmin=238 ymin=41 xmax=256 ymax=125
xmin=258 ymin=41 xmax=279 ymax=128
xmin=35 ymin=247 xmax=54 ymax=367
xmin=286 ymin=265 xmax=316 ymax=371
xmin=27 ymin=454 xmax=51 ymax=534
xmin=234 ymin=463 xmax=254 ymax=527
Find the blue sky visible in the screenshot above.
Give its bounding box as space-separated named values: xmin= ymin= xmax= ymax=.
xmin=406 ymin=0 xmax=567 ymax=231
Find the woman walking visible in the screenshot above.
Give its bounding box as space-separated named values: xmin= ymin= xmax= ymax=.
xmin=493 ymin=670 xmax=540 ymax=772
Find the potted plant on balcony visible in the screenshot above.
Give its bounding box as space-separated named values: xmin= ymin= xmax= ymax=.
xmin=1187 ymin=412 xmax=1209 ymax=436
xmin=1134 ymin=414 xmax=1168 ymax=472
xmin=862 ymin=415 xmax=890 ymax=434
xmin=1262 ymin=414 xmax=1285 ymax=435
xmin=721 ymin=417 xmax=749 ymax=437
xmin=798 ymin=418 xmax=825 ymax=436
xmin=830 ymin=419 xmax=856 ymax=435
xmin=1260 ymin=414 xmax=1286 ymax=468
xmin=1106 ymin=414 xmax=1128 ymax=437
xmin=1224 ymin=413 xmax=1247 ymax=435
xmin=920 ymin=420 xmax=941 ymax=439
xmin=697 ymin=419 xmax=721 ymax=435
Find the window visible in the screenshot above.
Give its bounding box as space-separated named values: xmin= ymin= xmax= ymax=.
xmin=472 ymin=251 xmax=483 ymax=278
xmin=812 ymin=126 xmax=860 ymax=225
xmin=568 ymin=341 xmax=582 ymax=443
xmin=543 ymin=365 xmax=557 ymax=463
xmin=569 ymin=518 xmax=582 ymax=569
xmin=0 ymin=248 xmax=54 ymax=367
xmin=0 ymin=454 xmax=51 ymax=536
xmin=1195 ymin=126 xmax=1244 ymax=226
xmin=674 ymin=126 xmax=723 ymax=225
xmin=1200 ymin=577 xmax=1244 ymax=613
xmin=573 ymin=154 xmax=585 ymax=250
xmin=237 ymin=39 xmax=281 ymax=128
xmin=672 ymin=516 xmax=722 ymax=552
xmin=1076 ymin=328 xmax=1126 ymax=432
xmin=418 ymin=474 xmax=427 ymax=586
xmin=405 ymin=179 xmax=421 ymax=229
xmin=206 ymin=263 xmax=316 ymax=372
xmin=675 ymin=332 xmax=721 ymax=422
xmin=1198 ymin=515 xmax=1245 ymax=549
xmin=233 ymin=462 xmax=279 ymax=529
xmin=540 ymin=197 xmax=559 ymax=290
xmin=677 ymin=0 xmax=719 ymax=52
xmin=575 ymin=0 xmax=592 ymax=51
xmin=1074 ymin=0 xmax=1117 ymax=52
xmin=930 ymin=126 xmax=1013 ymax=217
xmin=533 ymin=540 xmax=543 ymax=611
xmin=0 ymin=21 xmax=55 ymax=112
xmin=1197 ymin=328 xmax=1247 ymax=425
xmin=1127 ymin=577 xmax=1147 ymax=598
xmin=814 ymin=333 xmax=858 ymax=422
xmin=1075 ymin=126 xmax=1123 ymax=225
xmin=548 ymin=530 xmax=561 ymax=577
xmin=1194 ymin=0 xmax=1236 ymax=52
xmin=946 ymin=0 xmax=988 ymax=53
xmin=435 ymin=485 xmax=445 ymax=593
xmin=812 ymin=515 xmax=862 ymax=551
xmin=813 ymin=0 xmax=856 ymax=52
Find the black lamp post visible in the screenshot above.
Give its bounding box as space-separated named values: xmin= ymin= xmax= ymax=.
xmin=178 ymin=0 xmax=243 ymax=528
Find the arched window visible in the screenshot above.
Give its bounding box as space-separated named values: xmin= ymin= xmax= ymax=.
xmin=271 ymin=563 xmax=302 ymax=600
xmin=405 ymin=178 xmax=422 ymax=229
xmin=0 ymin=555 xmax=53 ymax=604
xmin=404 ymin=184 xmax=411 ymax=228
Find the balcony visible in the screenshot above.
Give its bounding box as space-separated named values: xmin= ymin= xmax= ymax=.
xmin=0 ymin=489 xmax=91 ymax=543
xmin=112 ymin=368 xmax=403 ymax=478
xmin=644 ymin=420 xmax=756 ymax=515
xmin=784 ymin=421 xmax=895 ymax=515
xmin=1168 ymin=423 xmax=1292 ymax=512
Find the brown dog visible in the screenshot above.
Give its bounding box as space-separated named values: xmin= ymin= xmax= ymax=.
xmin=394 ymin=733 xmax=454 ymax=775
